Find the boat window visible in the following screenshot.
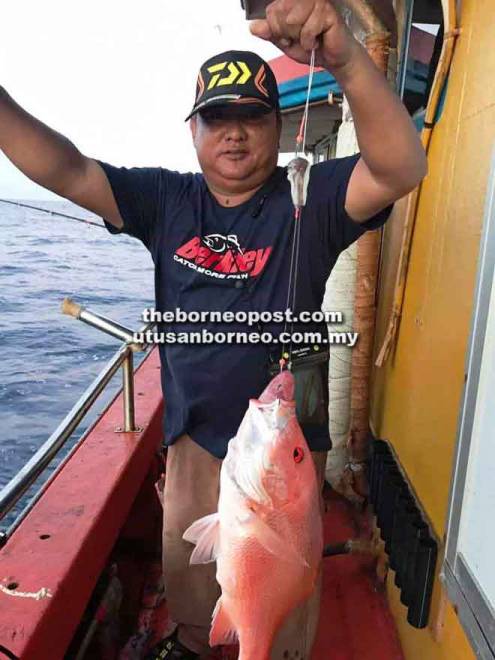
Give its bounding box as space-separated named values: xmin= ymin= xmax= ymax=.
xmin=397 ymin=0 xmax=445 ymax=126
xmin=443 ymin=146 xmax=495 ymax=660
xmin=313 ymin=130 xmax=338 ymax=163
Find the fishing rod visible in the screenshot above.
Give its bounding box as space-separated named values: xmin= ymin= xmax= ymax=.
xmin=0 ymin=198 xmax=104 ymax=229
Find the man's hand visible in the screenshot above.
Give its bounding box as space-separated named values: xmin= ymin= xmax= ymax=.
xmin=250 ymin=0 xmax=359 ymax=73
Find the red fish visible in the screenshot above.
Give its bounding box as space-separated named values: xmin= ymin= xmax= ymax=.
xmin=183 ymin=371 xmax=323 ymax=660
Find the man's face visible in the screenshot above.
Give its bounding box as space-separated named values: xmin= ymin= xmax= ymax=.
xmin=190 ymin=106 xmax=281 ymax=195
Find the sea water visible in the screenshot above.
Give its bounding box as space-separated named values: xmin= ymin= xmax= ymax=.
xmin=0 ymin=200 xmax=154 ymax=529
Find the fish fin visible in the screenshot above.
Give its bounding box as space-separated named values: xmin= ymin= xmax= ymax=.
xmin=248 ymin=510 xmax=309 ymax=568
xmin=210 ymin=597 xmax=238 ymax=646
xmin=233 ymin=406 xmax=271 ymax=504
xmin=183 ymin=513 xmax=220 ymax=565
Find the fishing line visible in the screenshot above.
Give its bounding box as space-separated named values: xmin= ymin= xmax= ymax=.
xmin=280 ymin=47 xmax=317 ymax=370
xmin=296 ymin=47 xmax=316 ymax=156
xmin=0 ymin=198 xmax=104 ymax=229
xmin=0 ymin=198 xmax=110 ymax=325
xmin=288 ymin=201 xmax=303 ymax=366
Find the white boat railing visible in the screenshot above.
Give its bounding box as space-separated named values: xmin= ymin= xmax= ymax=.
xmin=0 ymin=298 xmax=155 ymax=547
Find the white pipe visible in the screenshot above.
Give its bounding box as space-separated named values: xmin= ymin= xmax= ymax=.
xmin=323 ymin=93 xmax=360 ymax=487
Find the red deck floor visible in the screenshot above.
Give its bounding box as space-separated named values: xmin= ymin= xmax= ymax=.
xmin=129 ymin=489 xmax=404 ymax=660
xmin=312 ymin=490 xmax=404 ymax=660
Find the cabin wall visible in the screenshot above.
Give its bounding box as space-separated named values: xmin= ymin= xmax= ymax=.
xmin=370 ymin=0 xmax=494 ymax=657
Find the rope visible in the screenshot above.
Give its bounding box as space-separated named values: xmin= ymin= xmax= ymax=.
xmin=0 ymin=198 xmax=104 ymax=229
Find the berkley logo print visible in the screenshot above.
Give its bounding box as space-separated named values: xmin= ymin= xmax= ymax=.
xmin=174 ymin=233 xmax=272 ymax=280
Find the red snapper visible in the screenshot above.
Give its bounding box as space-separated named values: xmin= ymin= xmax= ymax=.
xmin=183 ymin=371 xmax=323 ymax=660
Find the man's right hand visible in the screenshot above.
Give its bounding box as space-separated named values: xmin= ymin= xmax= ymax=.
xmin=0 ymin=86 xmax=123 ymax=229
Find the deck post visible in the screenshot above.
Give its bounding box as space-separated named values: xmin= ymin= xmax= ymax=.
xmin=122 ymin=350 xmax=136 ymax=432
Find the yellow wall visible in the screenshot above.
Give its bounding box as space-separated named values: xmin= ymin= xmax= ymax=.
xmin=370 ymin=0 xmax=495 ymax=657
xmin=386 ymin=569 xmax=475 ymax=660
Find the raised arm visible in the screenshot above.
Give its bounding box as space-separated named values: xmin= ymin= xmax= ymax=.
xmin=0 ymin=86 xmax=123 ymax=228
xmin=251 ymin=0 xmax=428 ymax=222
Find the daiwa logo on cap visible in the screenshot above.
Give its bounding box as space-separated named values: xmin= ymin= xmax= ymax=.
xmin=185 ymin=50 xmax=279 ymax=120
xmin=206 ymin=61 xmax=252 ymax=90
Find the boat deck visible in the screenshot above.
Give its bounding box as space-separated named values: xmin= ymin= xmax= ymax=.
xmin=313 ymin=489 xmax=403 ymax=659
xmin=118 ymin=487 xmax=404 ymax=660
xmin=0 ymin=348 xmax=404 ymax=659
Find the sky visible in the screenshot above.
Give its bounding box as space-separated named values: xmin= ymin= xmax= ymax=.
xmin=0 ymin=0 xmax=281 ymax=199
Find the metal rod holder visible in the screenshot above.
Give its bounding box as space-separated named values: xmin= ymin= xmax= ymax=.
xmin=369 ymin=438 xmax=438 ymax=628
xmin=62 ymin=297 xmax=138 ymax=345
xmin=62 ymin=297 xmax=153 ymax=432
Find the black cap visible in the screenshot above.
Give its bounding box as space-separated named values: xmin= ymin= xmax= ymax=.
xmin=185 ymin=50 xmax=280 ymax=121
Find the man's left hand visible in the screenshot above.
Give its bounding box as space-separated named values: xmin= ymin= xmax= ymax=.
xmin=250 ymin=0 xmax=359 ymax=74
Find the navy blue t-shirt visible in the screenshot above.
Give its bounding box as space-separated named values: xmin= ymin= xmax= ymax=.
xmin=98 ymin=155 xmax=392 ymax=458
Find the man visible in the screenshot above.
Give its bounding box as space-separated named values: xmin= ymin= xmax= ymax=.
xmin=0 ymin=1 xmax=426 ymax=658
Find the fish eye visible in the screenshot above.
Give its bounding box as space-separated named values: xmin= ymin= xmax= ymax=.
xmin=293 ymin=447 xmax=304 ymax=463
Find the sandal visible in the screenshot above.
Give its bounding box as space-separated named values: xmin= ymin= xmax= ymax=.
xmin=144 ymin=630 xmax=200 ymax=659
